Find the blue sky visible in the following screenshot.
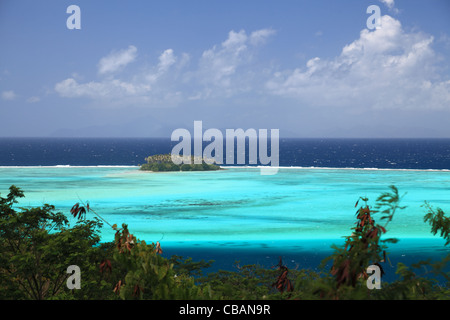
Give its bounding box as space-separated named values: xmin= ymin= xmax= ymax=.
xmin=1 ymin=0 xmax=449 ymax=137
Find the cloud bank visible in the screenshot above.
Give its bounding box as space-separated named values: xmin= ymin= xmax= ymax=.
xmin=1 ymin=90 xmax=16 ymax=101
xmin=98 ymin=45 xmax=137 ymax=75
xmin=267 ymin=15 xmax=450 ymax=111
xmin=54 ymin=19 xmax=449 ymax=113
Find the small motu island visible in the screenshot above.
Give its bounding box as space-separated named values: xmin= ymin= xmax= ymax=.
xmin=140 ymin=154 xmax=221 ymax=172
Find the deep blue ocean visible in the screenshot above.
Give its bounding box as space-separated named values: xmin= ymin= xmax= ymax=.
xmin=1 ymin=137 xmax=450 ymax=169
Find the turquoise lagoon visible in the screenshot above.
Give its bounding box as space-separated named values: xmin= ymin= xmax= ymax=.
xmin=1 ymin=166 xmax=449 ymax=275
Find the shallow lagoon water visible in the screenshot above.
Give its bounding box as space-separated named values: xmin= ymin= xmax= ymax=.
xmin=1 ymin=166 xmax=449 ymax=278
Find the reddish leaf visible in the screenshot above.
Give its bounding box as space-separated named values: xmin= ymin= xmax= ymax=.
xmin=155 ymin=241 xmax=163 ymax=254
xmin=113 ymin=280 xmax=122 ymax=294
xmin=99 ymin=259 xmax=112 ymax=274
xmin=133 ymin=284 xmax=143 ymax=297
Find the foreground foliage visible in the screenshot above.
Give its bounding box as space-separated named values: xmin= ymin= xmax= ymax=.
xmin=0 ymin=185 xmax=448 ymax=300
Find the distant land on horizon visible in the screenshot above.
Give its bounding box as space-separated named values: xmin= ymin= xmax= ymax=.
xmin=15 ymin=121 xmax=450 ymax=139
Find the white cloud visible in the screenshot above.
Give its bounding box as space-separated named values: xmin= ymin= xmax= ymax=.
xmin=196 ymin=28 xmax=275 ymax=94
xmin=250 ymin=28 xmax=276 ymax=46
xmin=98 ymin=45 xmax=137 ymax=75
xmin=54 ymin=78 xmax=151 ymax=99
xmin=315 ymin=31 xmax=323 ymax=37
xmin=1 ymin=90 xmax=16 ymax=100
xmin=158 ymin=49 xmax=177 ymax=72
xmin=54 ymin=29 xmax=275 ymax=106
xmin=146 ymin=49 xmax=178 ymax=83
xmin=55 ymin=46 xmax=183 ymax=107
xmin=222 ymin=30 xmax=248 ymax=52
xmin=266 ymin=15 xmax=450 ymax=111
xmin=379 ymin=0 xmax=399 ymax=13
xmin=379 ymin=0 xmax=395 ymax=9
xmin=26 ymin=96 xmax=40 ymax=103
xmin=54 ymin=23 xmax=449 ymax=113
